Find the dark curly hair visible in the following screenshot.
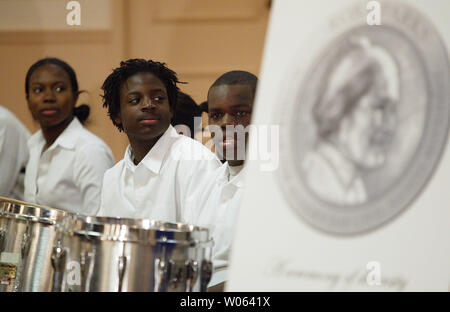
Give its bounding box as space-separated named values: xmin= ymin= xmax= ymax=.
xmin=171 ymin=92 xmax=203 ymax=138
xmin=101 ymin=59 xmax=183 ymax=131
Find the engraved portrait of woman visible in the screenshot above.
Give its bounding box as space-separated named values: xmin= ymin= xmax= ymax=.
xmin=279 ymin=2 xmax=449 ymax=233
xmin=302 ymin=38 xmax=400 ymax=205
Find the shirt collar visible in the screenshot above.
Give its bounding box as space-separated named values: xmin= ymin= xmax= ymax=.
xmin=54 ymin=117 xmax=83 ymax=149
xmin=229 ymin=164 xmax=246 ymax=188
xmin=124 ymin=124 xmax=179 ymax=174
xmin=217 ymin=162 xmax=246 ymax=188
xmin=28 ymin=117 xmax=82 ymax=151
xmin=28 ymin=129 xmax=44 ymax=150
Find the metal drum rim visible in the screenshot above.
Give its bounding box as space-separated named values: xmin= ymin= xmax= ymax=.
xmin=64 ymin=215 xmax=211 ymax=243
xmin=67 ymin=230 xmax=214 ymax=246
xmin=0 ymin=197 xmax=68 ymax=224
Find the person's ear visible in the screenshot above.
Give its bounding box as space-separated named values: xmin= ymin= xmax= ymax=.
xmin=26 ymin=96 xmax=32 ymax=113
xmin=114 ymin=111 xmax=122 ymax=126
xmin=26 ymin=95 xmax=38 ymax=122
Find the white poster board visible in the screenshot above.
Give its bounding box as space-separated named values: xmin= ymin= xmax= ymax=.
xmin=228 ymin=0 xmax=450 ymax=291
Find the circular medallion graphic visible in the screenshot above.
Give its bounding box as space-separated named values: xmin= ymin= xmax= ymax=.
xmin=278 ymin=1 xmax=450 ymax=234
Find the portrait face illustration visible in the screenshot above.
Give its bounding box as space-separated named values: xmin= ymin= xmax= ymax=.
xmin=315 ymin=40 xmax=400 ymax=170
xmin=342 ymin=74 xmax=397 ymax=169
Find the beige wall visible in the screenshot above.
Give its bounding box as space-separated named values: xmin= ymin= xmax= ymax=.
xmin=0 ymin=0 xmax=269 ymax=161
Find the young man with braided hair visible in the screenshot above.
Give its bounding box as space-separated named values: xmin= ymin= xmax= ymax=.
xmin=98 ymin=59 xmax=222 ymax=223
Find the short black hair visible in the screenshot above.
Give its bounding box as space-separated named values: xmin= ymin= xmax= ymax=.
xmin=25 ymin=57 xmax=90 ymax=124
xmin=198 ymin=101 xmax=208 ymax=113
xmin=101 ymin=58 xmax=182 ymax=131
xmin=208 ymin=70 xmax=258 ymax=96
xmin=171 ymin=92 xmax=202 ymax=138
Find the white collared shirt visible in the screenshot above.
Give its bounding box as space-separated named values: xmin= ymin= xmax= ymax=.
xmin=24 ymin=118 xmax=115 ymax=215
xmin=0 ymin=106 xmax=30 ymax=200
xmin=98 ymin=125 xmax=223 ymax=223
xmin=195 ymin=162 xmax=246 ymax=287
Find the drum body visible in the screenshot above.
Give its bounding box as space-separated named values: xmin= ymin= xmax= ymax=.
xmin=0 ymin=198 xmax=68 ymax=292
xmin=56 ymin=216 xmax=213 ymax=292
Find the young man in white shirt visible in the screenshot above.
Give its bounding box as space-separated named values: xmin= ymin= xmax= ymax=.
xmin=98 ymin=59 xmax=222 ymax=223
xmin=202 ymin=71 xmax=258 ymax=291
xmin=0 ymin=105 xmax=30 ymax=200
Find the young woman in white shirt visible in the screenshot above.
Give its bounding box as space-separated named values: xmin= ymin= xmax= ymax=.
xmin=23 ymin=58 xmax=115 ymax=215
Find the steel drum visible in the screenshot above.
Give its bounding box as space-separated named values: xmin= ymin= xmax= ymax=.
xmin=54 ymin=215 xmax=213 ymax=292
xmin=0 ymin=196 xmax=70 ymax=292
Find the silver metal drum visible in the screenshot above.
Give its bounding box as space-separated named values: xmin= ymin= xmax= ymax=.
xmin=54 ymin=215 xmax=213 ymax=292
xmin=0 ymin=197 xmax=70 ymax=292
